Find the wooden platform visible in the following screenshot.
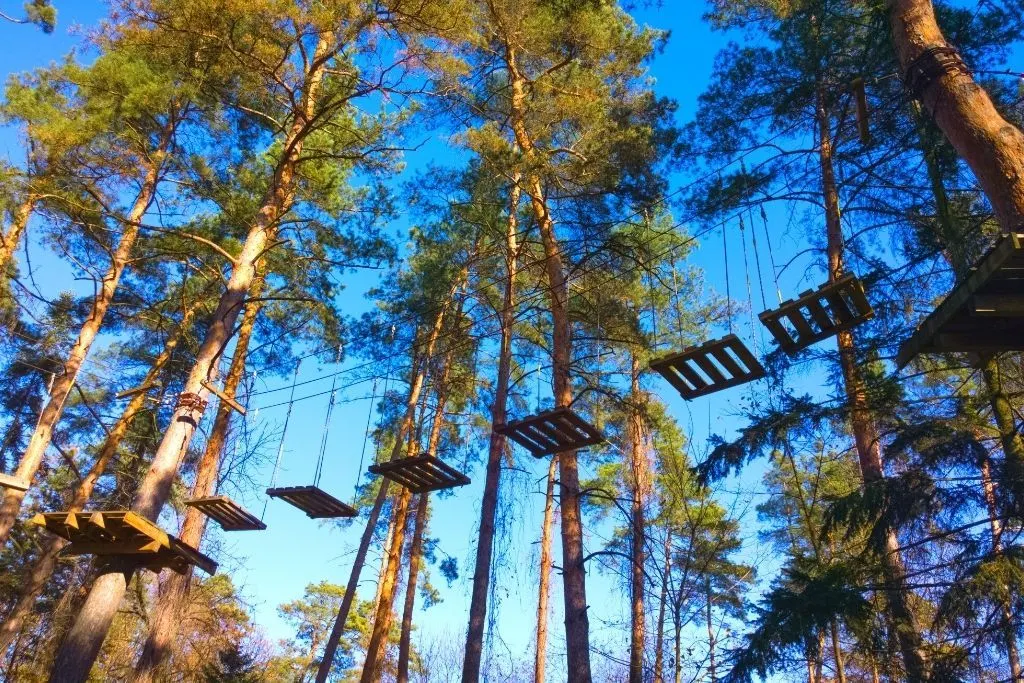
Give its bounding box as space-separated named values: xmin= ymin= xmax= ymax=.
xmin=185 ymin=496 xmax=266 ymax=531
xmin=650 ymin=334 xmax=765 ymax=400
xmin=897 ymin=233 xmax=1024 ymax=367
xmin=31 ymin=510 xmax=217 ymax=575
xmin=368 ymin=455 xmax=470 ymax=493
xmin=759 ymin=275 xmax=874 ymax=354
xmin=266 ymin=485 xmax=357 ymax=519
xmin=496 ymin=407 xmax=604 ymax=458
xmin=0 ymin=472 xmax=29 ymax=492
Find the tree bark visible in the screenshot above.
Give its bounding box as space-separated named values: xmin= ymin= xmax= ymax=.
xmin=131 ymin=280 xmax=261 ymax=683
xmin=315 ymin=304 xmax=454 ymax=683
xmin=887 ymin=0 xmax=1024 ymax=230
xmin=503 ymin=36 xmax=592 ymax=682
xmin=0 ymin=194 xmax=35 ymax=278
xmin=0 ymin=301 xmax=194 ymax=654
xmin=396 ymin=494 xmax=428 ymax=683
xmin=534 ymin=456 xmax=557 ymax=683
xmin=653 ymin=531 xmax=671 ymax=683
xmin=706 ymin=577 xmax=716 ymax=683
xmin=830 ymin=620 xmax=847 ymax=683
xmin=816 ymin=81 xmax=929 ymax=681
xmin=0 ymin=121 xmax=174 ymax=546
xmin=47 ymin=36 xmax=335 ymax=683
xmin=361 ymin=344 xmax=454 ymax=683
xmin=628 ymin=355 xmax=648 ymax=683
xmin=461 ymin=175 xmax=519 ymax=683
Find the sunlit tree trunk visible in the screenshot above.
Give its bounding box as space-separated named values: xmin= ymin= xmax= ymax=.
xmin=816 ymin=80 xmax=929 ymax=681
xmin=0 ymin=194 xmax=36 ymax=278
xmin=47 ymin=37 xmax=334 ymax=683
xmin=653 ymin=531 xmax=671 ymax=683
xmin=396 ymin=494 xmax=428 ymax=683
xmin=628 ymin=355 xmax=649 ymax=683
xmin=534 ymin=455 xmax=557 ymax=683
xmin=131 ymin=279 xmax=262 ymax=682
xmin=0 ymin=120 xmax=175 ymax=546
xmin=0 ymin=299 xmax=195 ymax=654
xmin=462 ymin=175 xmax=519 ymax=682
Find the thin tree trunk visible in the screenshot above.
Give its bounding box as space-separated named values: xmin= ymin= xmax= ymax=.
xmin=0 ymin=194 xmax=35 ymax=278
xmin=628 ymin=355 xmax=648 ymax=683
xmin=653 ymin=531 xmax=671 ymax=683
xmin=315 ymin=294 xmax=455 ymax=683
xmin=461 ymin=175 xmax=519 ymax=683
xmin=361 ymin=344 xmax=454 ymax=683
xmin=47 ymin=37 xmax=335 ymax=683
xmin=706 ymin=577 xmax=716 ymax=683
xmin=0 ymin=121 xmax=174 ymax=546
xmin=131 ymin=280 xmax=262 ymax=683
xmin=534 ymin=456 xmax=557 ymax=683
xmin=816 ymin=81 xmax=929 ymax=681
xmin=830 ymin=620 xmax=847 ymax=683
xmin=503 ymin=36 xmax=592 ymax=682
xmin=673 ymin=607 xmax=682 ymax=683
xmin=887 ymin=0 xmax=1024 ymax=230
xmin=396 ymin=494 xmax=428 ymax=683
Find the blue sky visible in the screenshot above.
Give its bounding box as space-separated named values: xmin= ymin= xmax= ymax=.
xmin=0 ymin=1 xmax=923 ymax=679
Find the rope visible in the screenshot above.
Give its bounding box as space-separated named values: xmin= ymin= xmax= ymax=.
xmin=722 ymin=224 xmax=733 ymax=335
xmin=738 ymin=215 xmax=759 ymax=351
xmin=312 ymin=346 xmax=344 ymax=486
xmin=748 ymin=209 xmax=768 ymax=311
xmin=760 ymin=205 xmax=784 ymax=304
xmin=355 ymin=325 xmax=395 ymax=500
xmin=262 ymin=358 xmax=302 ymax=519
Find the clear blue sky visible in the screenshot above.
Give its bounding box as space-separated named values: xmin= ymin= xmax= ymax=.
xmin=0 ymin=2 xmax=895 ymax=679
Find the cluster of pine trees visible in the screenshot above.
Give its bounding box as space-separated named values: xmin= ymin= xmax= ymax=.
xmin=0 ymin=0 xmax=1022 ymax=681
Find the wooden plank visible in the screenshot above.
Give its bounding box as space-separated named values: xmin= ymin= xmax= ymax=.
xmin=785 ymin=309 xmax=816 ymax=341
xmin=201 ymin=380 xmax=246 ymax=416
xmin=758 ymin=314 xmax=796 ymax=349
xmin=691 ymin=353 xmax=727 ymax=384
xmin=0 ymin=472 xmax=29 ymax=492
xmin=186 ymin=496 xmax=266 ymax=531
xmin=970 ymin=295 xmax=1024 ymax=316
xmin=708 ymin=345 xmax=744 ymax=378
xmin=804 ymin=298 xmax=834 ymax=332
xmin=673 ymin=360 xmax=709 ymax=390
xmin=115 ymin=381 xmax=161 ymax=400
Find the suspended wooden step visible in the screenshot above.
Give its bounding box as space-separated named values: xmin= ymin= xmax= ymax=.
xmin=897 ymin=233 xmax=1024 ymax=367
xmin=31 ymin=510 xmax=216 ymax=575
xmin=115 ymin=380 xmax=162 ymax=400
xmin=0 ymin=472 xmax=29 ymax=492
xmin=759 ymin=275 xmax=874 ymax=354
xmin=266 ymin=485 xmax=356 ymax=519
xmin=369 ymin=455 xmax=470 ymax=494
xmin=497 ymin=407 xmax=604 ymax=458
xmin=185 ymin=496 xmax=266 ymax=531
xmin=650 ymin=334 xmax=765 ymax=400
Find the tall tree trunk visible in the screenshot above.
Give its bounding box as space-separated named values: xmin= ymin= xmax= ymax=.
xmin=653 ymin=531 xmax=671 ymax=683
xmin=503 ymin=37 xmax=592 ymax=682
xmin=0 ymin=300 xmax=194 ymax=654
xmin=887 ymin=0 xmax=1024 ymax=230
xmin=131 ymin=281 xmax=262 ymax=683
xmin=461 ymin=175 xmax=519 ymax=683
xmin=628 ymin=355 xmax=648 ymax=683
xmin=396 ymin=494 xmax=428 ymax=683
xmin=0 ymin=194 xmax=36 ymax=278
xmin=361 ymin=344 xmax=454 ymax=683
xmin=673 ymin=607 xmax=682 ymax=683
xmin=0 ymin=121 xmax=175 ymax=546
xmin=706 ymin=577 xmax=716 ymax=683
xmin=534 ymin=456 xmax=557 ymax=683
xmin=830 ymin=620 xmax=847 ymax=683
xmin=816 ymin=81 xmax=929 ymax=681
xmin=315 ymin=299 xmax=455 ymax=683
xmin=47 ymin=37 xmax=335 ymax=683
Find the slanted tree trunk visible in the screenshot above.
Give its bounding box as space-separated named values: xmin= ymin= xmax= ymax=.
xmin=534 ymin=455 xmax=557 ymax=683
xmin=503 ymin=36 xmax=592 ymax=682
xmin=0 ymin=194 xmax=36 ymax=278
xmin=131 ymin=280 xmax=262 ymax=683
xmin=0 ymin=120 xmax=175 ymax=546
xmin=653 ymin=531 xmax=671 ymax=683
xmin=0 ymin=300 xmax=195 ymax=654
xmin=627 ymin=355 xmax=649 ymax=683
xmin=462 ymin=176 xmax=519 ymax=682
xmin=887 ymin=0 xmax=1024 ymax=230
xmin=396 ymin=494 xmax=428 ymax=683
xmin=47 ymin=37 xmax=335 ymax=683
xmin=361 ymin=343 xmax=454 ymax=682
xmin=816 ymin=81 xmax=929 ymax=681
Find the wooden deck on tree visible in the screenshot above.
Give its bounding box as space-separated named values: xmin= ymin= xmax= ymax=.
xmin=496 ymin=407 xmax=604 ymax=458
xmin=266 ymin=485 xmax=356 ymax=519
xmin=0 ymin=472 xmax=29 ymax=492
xmin=368 ymin=455 xmax=470 ymax=494
xmin=185 ymin=496 xmax=266 ymax=531
xmin=650 ymin=334 xmax=765 ymax=400
xmin=31 ymin=510 xmax=216 ymax=575
xmin=897 ymin=233 xmax=1024 ymax=367
xmin=759 ymin=275 xmax=874 ymax=354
